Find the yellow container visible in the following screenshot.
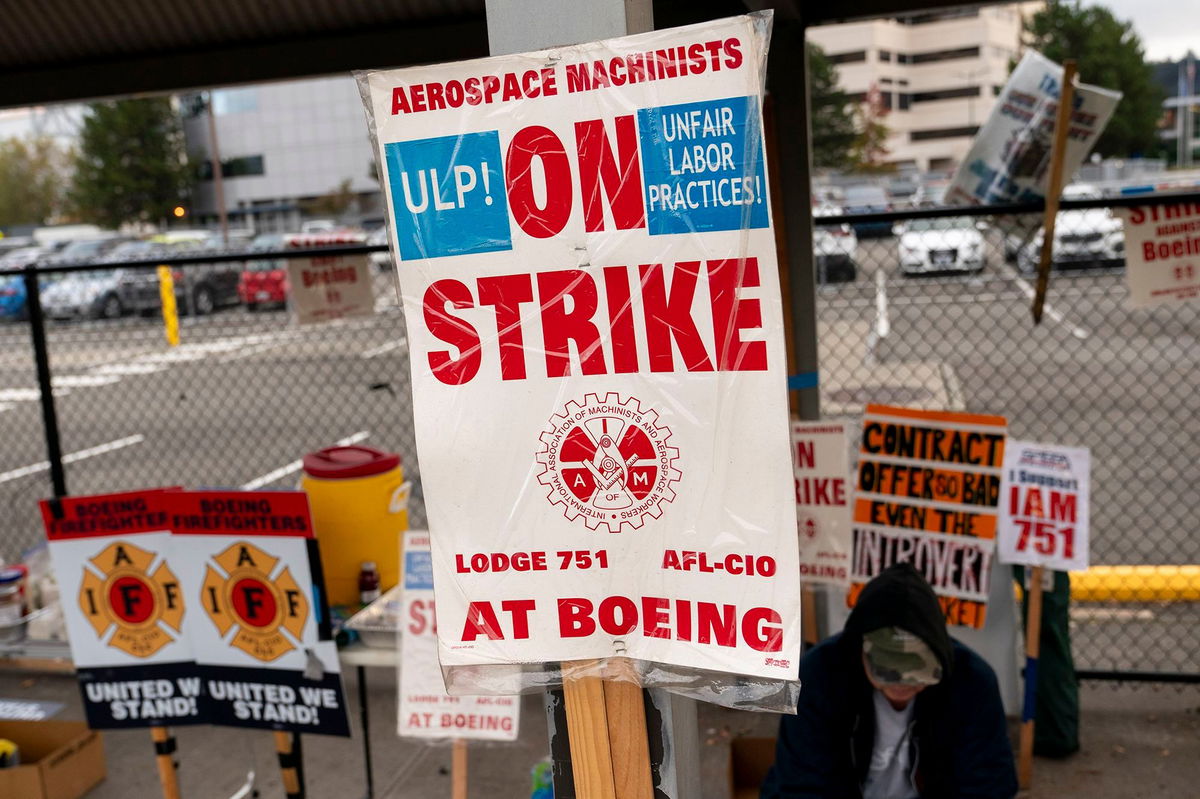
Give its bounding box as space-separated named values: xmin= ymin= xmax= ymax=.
xmin=300 ymin=445 xmax=409 ymax=606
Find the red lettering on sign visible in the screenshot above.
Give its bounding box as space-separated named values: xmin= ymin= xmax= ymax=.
xmin=505 ymin=126 xmax=573 ymax=238
xmin=574 ymin=116 xmax=646 ymax=233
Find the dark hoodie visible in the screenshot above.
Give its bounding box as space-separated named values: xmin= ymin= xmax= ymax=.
xmin=761 ymin=563 xmax=1017 ymax=799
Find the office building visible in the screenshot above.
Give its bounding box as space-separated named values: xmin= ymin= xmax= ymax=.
xmin=808 ymin=4 xmax=1042 ymax=173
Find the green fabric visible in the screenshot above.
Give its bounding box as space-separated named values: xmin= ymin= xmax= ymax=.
xmin=1014 ymin=566 xmax=1080 ymax=757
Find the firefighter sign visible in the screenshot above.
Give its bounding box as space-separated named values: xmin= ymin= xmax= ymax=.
xmin=42 ymin=490 xmax=207 ymax=729
xmin=200 ymin=541 xmax=309 ymax=662
xmin=80 ymin=539 xmax=185 ymax=658
xmin=169 ymin=490 xmax=351 ymax=736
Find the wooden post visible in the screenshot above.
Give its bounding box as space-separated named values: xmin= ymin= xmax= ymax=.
xmin=274 ymin=731 xmax=304 ymax=799
xmin=452 ymin=738 xmax=468 ymax=799
xmin=1031 ymin=60 xmax=1078 ymax=324
xmin=560 ymin=658 xmax=654 ymax=799
xmin=150 ymin=727 xmax=181 ymax=799
xmin=1017 ymin=565 xmax=1045 ymax=790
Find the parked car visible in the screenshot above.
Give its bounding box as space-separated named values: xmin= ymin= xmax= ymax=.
xmin=40 ymin=269 xmax=132 ymax=320
xmin=116 ymin=233 xmax=242 ymax=315
xmin=46 ymin=236 xmax=132 ymax=266
xmin=0 ymin=246 xmax=53 ymax=271
xmin=812 ymin=206 xmax=858 ymax=283
xmin=367 ymin=227 xmax=393 ymax=271
xmin=1016 ymin=208 xmax=1124 ymax=273
xmin=897 ymin=216 xmax=987 ymax=275
xmin=0 ymin=266 xmax=62 ymax=320
xmin=239 ymin=233 xmax=289 ymax=311
xmin=843 ymin=185 xmax=892 ymax=237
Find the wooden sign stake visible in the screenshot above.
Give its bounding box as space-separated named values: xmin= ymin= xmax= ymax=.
xmin=1017 ymin=565 xmax=1046 ymax=790
xmin=1031 ymin=60 xmax=1079 ymax=324
xmin=561 ymin=658 xmax=654 ymax=799
xmin=274 ymin=731 xmax=304 ymax=799
xmin=150 ymin=727 xmax=181 ymax=799
xmin=452 ymin=738 xmax=468 ymax=799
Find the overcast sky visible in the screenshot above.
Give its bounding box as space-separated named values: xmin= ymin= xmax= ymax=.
xmin=1093 ymin=0 xmax=1196 ymax=61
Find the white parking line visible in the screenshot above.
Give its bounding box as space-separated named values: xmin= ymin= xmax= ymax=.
xmin=0 ymin=403 xmax=12 ymax=414
xmin=0 ymin=389 xmax=46 ymax=402
xmin=219 ymin=341 xmax=287 ymax=363
xmin=239 ymin=430 xmax=370 ymax=490
xmin=91 ymin=363 xmax=168 ymax=376
xmin=361 ymin=338 xmax=407 ymax=359
xmin=999 ymin=264 xmax=1090 ymax=340
xmin=874 ymin=269 xmax=890 ymax=339
xmin=52 ymin=375 xmax=122 ymax=388
xmin=0 ymin=434 xmax=145 ymax=485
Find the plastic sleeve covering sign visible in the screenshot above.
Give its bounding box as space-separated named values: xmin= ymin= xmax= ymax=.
xmin=850 ymin=405 xmax=1007 ymax=629
xmin=359 ymin=12 xmax=801 ymax=699
xmin=1115 ymin=204 xmax=1200 ymax=307
xmin=288 ymin=254 xmax=375 ymax=324
xmin=997 ymin=441 xmax=1090 ymax=573
xmin=792 ymin=422 xmax=852 ymax=586
xmin=945 ymin=50 xmax=1121 ymax=206
xmin=167 ymin=491 xmax=351 ymax=736
xmin=399 ymin=531 xmax=519 ymax=741
xmin=41 ymin=490 xmax=204 ymax=729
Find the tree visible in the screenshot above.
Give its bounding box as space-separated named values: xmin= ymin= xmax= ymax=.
xmin=850 ymin=85 xmax=895 ymax=173
xmin=0 ymin=137 xmax=67 ymax=227
xmin=1023 ymin=1 xmax=1163 ymax=157
xmin=302 ymin=179 xmax=358 ymax=219
xmin=70 ymin=98 xmax=193 ymax=228
xmin=808 ymin=44 xmax=858 ymax=170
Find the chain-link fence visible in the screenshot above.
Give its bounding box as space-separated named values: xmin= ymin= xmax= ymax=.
xmin=0 ymin=242 xmax=424 ymax=568
xmin=3 ymin=195 xmax=1197 ymax=681
xmin=815 ymin=193 xmax=1200 ymax=681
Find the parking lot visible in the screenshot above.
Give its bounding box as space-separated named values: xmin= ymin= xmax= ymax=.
xmin=1 ymin=226 xmax=1196 ymax=675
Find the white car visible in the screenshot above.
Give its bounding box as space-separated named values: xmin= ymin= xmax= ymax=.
xmin=897 ymin=217 xmax=986 ymax=275
xmin=813 ymin=205 xmax=858 ymax=283
xmin=1016 ymin=209 xmax=1124 ymax=273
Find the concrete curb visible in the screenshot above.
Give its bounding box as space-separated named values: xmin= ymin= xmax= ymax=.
xmin=1068 ymin=565 xmax=1200 ymax=602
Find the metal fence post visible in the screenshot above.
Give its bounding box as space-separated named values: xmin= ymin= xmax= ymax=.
xmin=23 ymin=265 xmax=67 ymax=498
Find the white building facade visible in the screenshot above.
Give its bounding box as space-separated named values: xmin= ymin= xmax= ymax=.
xmin=809 ymin=4 xmax=1042 ymax=173
xmin=182 ymin=76 xmax=382 ymax=231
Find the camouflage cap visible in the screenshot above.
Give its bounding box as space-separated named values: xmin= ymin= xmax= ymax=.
xmin=862 ymin=626 xmax=943 ymax=686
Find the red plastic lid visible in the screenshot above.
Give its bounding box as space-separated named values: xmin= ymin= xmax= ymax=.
xmin=303 ymin=445 xmax=400 ymax=479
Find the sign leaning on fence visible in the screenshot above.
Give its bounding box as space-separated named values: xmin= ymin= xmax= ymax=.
xmin=41 ymin=490 xmax=206 ymax=729
xmin=1115 ymin=204 xmax=1200 ymax=307
xmin=168 ymin=491 xmax=351 ymax=736
xmin=792 ymin=422 xmax=852 ymax=586
xmin=997 ymin=441 xmax=1089 ymax=572
xmin=360 ymin=13 xmax=801 ymax=685
xmin=945 ymin=50 xmax=1121 ymax=206
xmin=287 ymin=253 xmax=375 ymax=325
xmin=851 ymin=405 xmax=1007 ymax=629
xmin=399 ymin=531 xmax=520 ymax=741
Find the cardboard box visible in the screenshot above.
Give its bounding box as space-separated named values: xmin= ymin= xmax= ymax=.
xmin=728 ymin=737 xmax=776 ymax=799
xmin=0 ymin=720 xmax=105 ymax=799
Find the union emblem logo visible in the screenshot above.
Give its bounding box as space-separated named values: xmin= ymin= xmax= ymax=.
xmin=536 ymin=393 xmax=681 ymax=533
xmin=79 ymin=540 xmax=184 ymax=658
xmin=200 ymin=541 xmax=308 ymax=663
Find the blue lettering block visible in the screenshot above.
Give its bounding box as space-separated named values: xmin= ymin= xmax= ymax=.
xmin=384 ymin=132 xmax=511 ymax=260
xmin=638 ymin=96 xmax=769 ymax=236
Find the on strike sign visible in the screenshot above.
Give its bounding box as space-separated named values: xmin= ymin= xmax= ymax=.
xmin=361 ymin=14 xmax=800 ymax=683
xmin=399 ymin=531 xmax=519 ymax=741
xmin=792 ymin=422 xmax=852 ymax=585
xmin=997 ymin=441 xmax=1090 ymax=572
xmin=1116 ymin=203 xmax=1200 ymax=307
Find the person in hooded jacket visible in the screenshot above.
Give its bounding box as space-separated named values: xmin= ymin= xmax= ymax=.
xmin=761 ymin=563 xmax=1017 ymax=799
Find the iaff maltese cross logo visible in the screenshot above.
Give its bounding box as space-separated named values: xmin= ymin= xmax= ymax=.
xmin=79 ymin=540 xmax=184 ymax=658
xmin=201 ymin=541 xmax=308 ymax=663
xmin=536 ymin=393 xmax=681 ymax=533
